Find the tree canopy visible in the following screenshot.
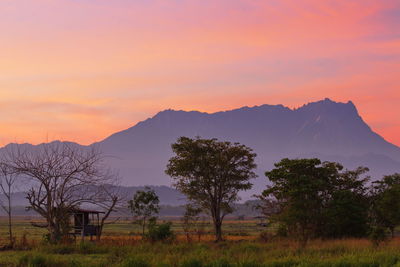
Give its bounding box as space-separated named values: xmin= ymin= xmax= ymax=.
xmin=128 ymin=187 xmax=160 ymax=235
xmin=166 ymin=137 xmax=257 ymax=241
xmin=371 ymin=173 xmax=400 ymax=237
xmin=260 ymin=158 xmax=370 ymax=246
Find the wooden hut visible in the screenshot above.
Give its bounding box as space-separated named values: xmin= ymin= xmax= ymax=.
xmin=70 ymin=208 xmax=104 ymax=241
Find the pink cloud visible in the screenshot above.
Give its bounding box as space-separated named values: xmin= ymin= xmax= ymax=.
xmin=0 ymin=0 xmax=399 ymax=146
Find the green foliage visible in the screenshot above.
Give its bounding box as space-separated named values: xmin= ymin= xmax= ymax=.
xmin=146 ymin=221 xmax=175 ymax=242
xmin=261 ymin=158 xmax=370 ymax=245
xmin=7 ymin=239 xmax=400 ymax=267
xmin=128 ymin=187 xmax=160 ymax=235
xmin=371 ymin=173 xmax=400 ymax=237
xmin=166 ymin=137 xmax=257 ymax=241
xmin=324 ymin=190 xmax=368 ymax=237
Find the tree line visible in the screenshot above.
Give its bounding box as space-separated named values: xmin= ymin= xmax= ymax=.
xmin=1 ymin=137 xmax=400 ymax=247
xmin=164 ymin=137 xmax=400 ymax=245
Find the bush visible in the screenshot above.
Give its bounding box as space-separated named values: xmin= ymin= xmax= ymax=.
xmin=146 ymin=222 xmax=175 ymax=242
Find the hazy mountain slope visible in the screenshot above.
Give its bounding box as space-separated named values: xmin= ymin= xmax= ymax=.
xmin=95 ymin=98 xmax=400 ymax=192
xmin=1 ymin=99 xmax=399 ymax=198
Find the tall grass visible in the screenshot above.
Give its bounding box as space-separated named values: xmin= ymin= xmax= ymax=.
xmin=1 ymin=238 xmax=400 ymax=266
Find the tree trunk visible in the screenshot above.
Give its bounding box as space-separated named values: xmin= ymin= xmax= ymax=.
xmin=48 ymin=220 xmax=62 ymax=244
xmin=8 ymin=198 xmax=13 ymax=246
xmin=8 ymin=211 xmax=13 ymax=246
xmin=212 ymin=215 xmax=223 ymax=242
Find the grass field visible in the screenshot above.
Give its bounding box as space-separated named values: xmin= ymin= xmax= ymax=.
xmin=0 ymin=217 xmax=399 ymax=267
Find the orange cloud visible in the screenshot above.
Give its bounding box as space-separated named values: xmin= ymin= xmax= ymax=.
xmin=0 ymin=0 xmax=399 ymax=146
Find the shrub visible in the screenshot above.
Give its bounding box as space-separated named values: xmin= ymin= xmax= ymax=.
xmin=146 ymin=222 xmax=175 ymax=242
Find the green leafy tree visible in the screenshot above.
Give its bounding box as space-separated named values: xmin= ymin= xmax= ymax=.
xmin=322 ymin=167 xmax=370 ymax=238
xmin=371 ymin=173 xmax=400 ymax=237
xmin=166 ymin=137 xmax=257 ymax=242
xmin=260 ymin=158 xmax=370 ymax=247
xmin=128 ymin=187 xmax=160 ymax=235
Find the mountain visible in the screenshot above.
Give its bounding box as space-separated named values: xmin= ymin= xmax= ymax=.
xmin=94 ymin=98 xmax=400 ymax=197
xmin=2 ymin=98 xmax=400 ymax=198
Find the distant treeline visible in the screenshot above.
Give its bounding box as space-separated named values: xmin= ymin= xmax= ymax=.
xmin=1 ymin=137 xmax=399 ymax=246
xmin=0 ymin=201 xmax=261 ymax=218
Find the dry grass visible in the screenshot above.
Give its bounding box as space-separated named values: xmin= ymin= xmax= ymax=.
xmin=3 ymin=217 xmax=400 ymax=266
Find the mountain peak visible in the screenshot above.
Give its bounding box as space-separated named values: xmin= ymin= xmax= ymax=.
xmin=296 ymin=98 xmax=359 ymax=117
xmin=3 ymin=98 xmax=400 ymax=193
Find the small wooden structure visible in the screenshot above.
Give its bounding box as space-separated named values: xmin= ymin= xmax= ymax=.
xmin=70 ymin=208 xmax=104 ymax=241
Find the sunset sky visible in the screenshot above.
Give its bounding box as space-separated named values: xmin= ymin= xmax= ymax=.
xmin=0 ymin=0 xmax=399 ymax=146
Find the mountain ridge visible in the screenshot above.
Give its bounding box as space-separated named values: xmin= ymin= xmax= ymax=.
xmin=1 ymin=99 xmax=399 ymax=198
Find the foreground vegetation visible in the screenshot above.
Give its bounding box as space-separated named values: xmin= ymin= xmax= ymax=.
xmin=2 ymin=138 xmax=400 ymax=266
xmin=1 ymin=218 xmax=400 ymax=266
xmin=3 ymin=237 xmax=400 ymax=266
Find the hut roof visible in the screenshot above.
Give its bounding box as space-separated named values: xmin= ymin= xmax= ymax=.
xmin=70 ymin=208 xmax=105 ymax=214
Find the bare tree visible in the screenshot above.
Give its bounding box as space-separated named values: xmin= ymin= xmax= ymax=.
xmin=0 ymin=163 xmax=19 ymax=247
xmin=3 ymin=142 xmax=120 ymax=243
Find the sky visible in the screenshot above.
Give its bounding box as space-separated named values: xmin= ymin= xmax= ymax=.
xmin=0 ymin=0 xmax=399 ymax=146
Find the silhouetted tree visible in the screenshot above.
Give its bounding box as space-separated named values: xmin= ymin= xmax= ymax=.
xmin=260 ymin=158 xmax=370 ymax=247
xmin=322 ymin=167 xmax=370 ymax=238
xmin=371 ymin=173 xmax=400 ymax=238
xmin=166 ymin=137 xmax=257 ymax=242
